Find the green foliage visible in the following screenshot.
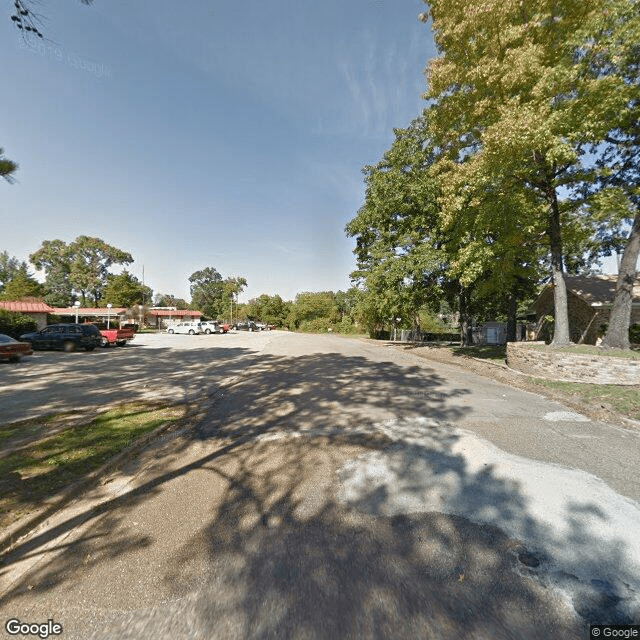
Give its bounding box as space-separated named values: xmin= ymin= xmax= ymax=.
xmin=29 ymin=239 xmax=72 ymax=307
xmin=244 ymin=294 xmax=290 ymax=326
xmin=30 ymin=236 xmax=133 ymax=306
xmin=417 ymin=310 xmax=449 ymax=333
xmin=69 ymin=236 xmax=134 ymax=304
xmin=153 ymin=294 xmax=189 ymax=309
xmin=336 ymin=315 xmax=359 ymax=335
xmin=346 ymin=117 xmax=450 ymax=336
xmin=189 ymin=267 xmax=247 ymax=319
xmin=298 ymin=317 xmax=332 ymax=333
xmin=0 ymin=148 xmax=18 ymax=184
xmin=0 ymin=265 xmax=43 ymax=300
xmin=287 ymin=291 xmax=340 ymax=330
xmin=102 ymin=271 xmax=152 ymax=308
xmin=0 ymin=309 xmax=37 ymax=338
xmin=0 ymin=252 xmax=28 ymax=295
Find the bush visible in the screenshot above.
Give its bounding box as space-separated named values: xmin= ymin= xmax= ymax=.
xmin=298 ymin=318 xmax=332 ymax=333
xmin=630 ymin=324 xmax=640 ymax=344
xmin=421 ymin=332 xmax=460 ymax=342
xmin=0 ymin=309 xmax=37 ymax=338
xmin=335 ymin=316 xmax=359 ymax=335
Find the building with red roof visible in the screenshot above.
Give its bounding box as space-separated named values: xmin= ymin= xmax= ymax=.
xmin=0 ymin=300 xmax=55 ymax=330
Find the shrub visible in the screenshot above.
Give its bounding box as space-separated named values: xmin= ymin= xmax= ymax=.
xmin=0 ymin=309 xmax=37 ymax=338
xmin=335 ymin=316 xmax=359 ymax=335
xmin=298 ymin=318 xmax=332 ymax=333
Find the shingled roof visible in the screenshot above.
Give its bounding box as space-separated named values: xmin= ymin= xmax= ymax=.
xmin=564 ymin=275 xmax=640 ymax=306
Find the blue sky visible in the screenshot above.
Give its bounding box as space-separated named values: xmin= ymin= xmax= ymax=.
xmin=1 ymin=0 xmax=435 ymax=302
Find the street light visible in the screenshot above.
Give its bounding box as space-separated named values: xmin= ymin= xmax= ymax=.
xmin=74 ymin=300 xmax=81 ymax=323
xmin=106 ymin=303 xmax=113 ymax=329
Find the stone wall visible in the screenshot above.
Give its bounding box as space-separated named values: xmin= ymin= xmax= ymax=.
xmin=506 ymin=341 xmax=640 ymax=385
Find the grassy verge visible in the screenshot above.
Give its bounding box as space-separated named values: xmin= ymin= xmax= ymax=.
xmin=449 ymin=345 xmax=507 ymax=362
xmin=526 ymin=343 xmax=640 ymax=359
xmin=528 ymin=379 xmax=640 ymax=420
xmin=0 ymin=403 xmax=184 ymax=528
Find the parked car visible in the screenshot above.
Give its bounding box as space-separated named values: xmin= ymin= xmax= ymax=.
xmin=200 ymin=321 xmax=222 ymax=334
xmin=19 ymin=323 xmax=102 ymax=352
xmin=234 ymin=321 xmax=259 ymax=332
xmin=0 ymin=333 xmax=33 ymax=362
xmin=167 ymin=321 xmax=202 ymax=335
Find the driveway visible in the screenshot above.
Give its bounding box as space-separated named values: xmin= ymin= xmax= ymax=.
xmin=1 ymin=331 xmax=639 ymax=639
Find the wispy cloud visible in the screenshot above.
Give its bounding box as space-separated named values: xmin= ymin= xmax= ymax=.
xmin=332 ymin=27 xmax=427 ymax=139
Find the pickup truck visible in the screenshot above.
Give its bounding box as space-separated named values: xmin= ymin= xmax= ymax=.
xmin=99 ymin=325 xmax=137 ymax=347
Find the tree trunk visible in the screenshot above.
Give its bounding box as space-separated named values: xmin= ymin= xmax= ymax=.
xmin=506 ymin=291 xmax=518 ymax=342
xmin=546 ymin=182 xmax=571 ymax=346
xmin=459 ymin=289 xmax=474 ymax=346
xmin=601 ymin=210 xmax=640 ymax=350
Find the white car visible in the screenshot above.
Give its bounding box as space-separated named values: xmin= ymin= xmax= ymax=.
xmin=167 ymin=321 xmax=202 ymax=335
xmin=200 ymin=321 xmax=222 ymax=334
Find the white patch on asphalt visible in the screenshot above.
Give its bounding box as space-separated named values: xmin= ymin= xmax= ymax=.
xmin=335 ymin=417 xmax=640 ymax=623
xmin=544 ymin=411 xmax=591 ymax=422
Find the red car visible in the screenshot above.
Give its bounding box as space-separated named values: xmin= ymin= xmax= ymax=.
xmin=0 ymin=333 xmax=34 ymax=362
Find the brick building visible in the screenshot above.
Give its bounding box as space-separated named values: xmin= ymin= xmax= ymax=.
xmin=528 ymin=275 xmax=640 ymax=344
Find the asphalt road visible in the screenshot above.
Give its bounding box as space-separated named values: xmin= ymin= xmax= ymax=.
xmin=1 ymin=331 xmax=639 ymax=639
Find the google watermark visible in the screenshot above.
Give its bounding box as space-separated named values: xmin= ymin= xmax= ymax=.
xmin=590 ymin=625 xmax=640 ymax=638
xmin=5 ymin=618 xmax=62 ymax=639
xmin=18 ymin=38 xmax=112 ymax=79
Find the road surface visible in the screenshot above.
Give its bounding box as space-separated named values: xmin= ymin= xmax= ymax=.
xmin=1 ymin=331 xmax=639 ymax=639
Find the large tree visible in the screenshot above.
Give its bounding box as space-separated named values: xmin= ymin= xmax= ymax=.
xmin=153 ymin=293 xmax=189 ymax=309
xmin=29 ymin=239 xmax=73 ymax=307
xmin=0 ymin=265 xmax=43 ymax=300
xmin=574 ymin=0 xmax=640 ymax=349
xmin=189 ymin=267 xmax=247 ymax=319
xmin=0 ymin=251 xmax=23 ymax=293
xmin=346 ymin=118 xmax=449 ymax=338
xmin=102 ymin=270 xmax=152 ymax=308
xmin=30 ymin=236 xmax=133 ymax=306
xmin=69 ymin=236 xmax=133 ymax=304
xmin=423 ymin=0 xmax=610 ymax=346
xmin=244 ymin=294 xmax=290 ymax=327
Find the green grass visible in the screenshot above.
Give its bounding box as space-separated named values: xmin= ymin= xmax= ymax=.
xmin=0 ymin=403 xmax=184 ymax=528
xmin=527 ymin=343 xmax=640 ymax=359
xmin=530 ymin=378 xmax=640 ymax=419
xmin=0 ymin=412 xmax=80 ymax=449
xmin=450 ymin=344 xmax=507 ymax=362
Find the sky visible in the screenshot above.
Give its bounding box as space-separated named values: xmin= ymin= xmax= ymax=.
xmin=1 ymin=0 xmax=436 ymax=303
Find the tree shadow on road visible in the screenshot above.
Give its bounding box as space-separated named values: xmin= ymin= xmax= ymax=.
xmin=0 ymin=347 xmax=637 ymax=638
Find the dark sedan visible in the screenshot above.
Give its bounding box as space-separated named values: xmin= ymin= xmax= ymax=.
xmin=0 ymin=333 xmax=34 ymax=362
xmin=233 ymin=321 xmax=259 ymax=332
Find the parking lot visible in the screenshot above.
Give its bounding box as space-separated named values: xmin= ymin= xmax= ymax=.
xmin=0 ymin=330 xmax=278 ymax=425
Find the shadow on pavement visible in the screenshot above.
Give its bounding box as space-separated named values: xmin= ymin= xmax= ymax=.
xmin=0 ymin=346 xmax=636 ymax=638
